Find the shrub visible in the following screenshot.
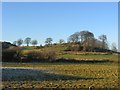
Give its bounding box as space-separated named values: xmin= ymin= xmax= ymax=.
xmin=66 ymin=44 xmax=81 ymax=51
xmin=26 ymin=51 xmax=44 ymax=62
xmin=35 ymin=45 xmax=44 ymax=49
xmin=44 ymin=50 xmax=56 ymax=61
xmin=26 ymin=50 xmax=56 ymax=62
xmin=2 ymin=48 xmax=56 ymax=62
xmin=2 ymin=49 xmax=18 ymax=62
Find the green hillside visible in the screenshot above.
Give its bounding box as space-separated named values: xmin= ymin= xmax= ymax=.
xmin=19 ymin=44 xmax=119 ymax=62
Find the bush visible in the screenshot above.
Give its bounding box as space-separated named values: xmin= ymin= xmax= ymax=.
xmin=44 ymin=50 xmax=56 ymax=61
xmin=2 ymin=48 xmax=56 ymax=62
xmin=66 ymin=44 xmax=81 ymax=51
xmin=26 ymin=50 xmax=56 ymax=62
xmin=2 ymin=49 xmax=18 ymax=62
xmin=26 ymin=51 xmax=44 ymax=62
xmin=35 ymin=45 xmax=44 ymax=49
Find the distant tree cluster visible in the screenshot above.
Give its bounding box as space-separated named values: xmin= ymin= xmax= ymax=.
xmin=13 ymin=37 xmax=38 ymax=46
xmin=67 ymin=30 xmax=110 ymax=52
xmin=13 ymin=37 xmax=64 ymax=47
xmin=13 ymin=30 xmax=117 ymax=52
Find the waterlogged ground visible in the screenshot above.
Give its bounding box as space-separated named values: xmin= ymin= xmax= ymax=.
xmin=1 ymin=62 xmax=119 ymax=89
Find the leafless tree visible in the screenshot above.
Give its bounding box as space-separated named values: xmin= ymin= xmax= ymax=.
xmin=99 ymin=34 xmax=108 ymax=49
xmin=45 ymin=38 xmax=53 ymax=45
xmin=17 ymin=39 xmax=23 ymax=46
xmin=111 ymin=42 xmax=117 ymax=52
xmin=59 ymin=39 xmax=65 ymax=44
xmin=80 ymin=31 xmax=94 ymax=51
xmin=24 ymin=37 xmax=31 ymax=46
xmin=31 ymin=40 xmax=38 ymax=46
xmin=68 ymin=32 xmax=80 ymax=43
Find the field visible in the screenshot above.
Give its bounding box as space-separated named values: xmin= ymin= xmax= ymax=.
xmin=2 ymin=62 xmax=119 ymax=89
xmin=2 ymin=1 xmax=120 ymax=89
xmin=2 ymin=45 xmax=119 ymax=89
xmin=20 ymin=45 xmax=119 ymax=62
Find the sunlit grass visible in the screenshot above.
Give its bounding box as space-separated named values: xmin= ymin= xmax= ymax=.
xmin=58 ymin=54 xmax=118 ymax=61
xmin=2 ymin=62 xmax=118 ymax=89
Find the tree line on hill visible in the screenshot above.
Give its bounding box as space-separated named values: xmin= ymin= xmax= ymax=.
xmin=12 ymin=30 xmax=117 ymax=52
xmin=67 ymin=31 xmax=109 ymax=52
xmin=1 ymin=30 xmax=119 ymax=62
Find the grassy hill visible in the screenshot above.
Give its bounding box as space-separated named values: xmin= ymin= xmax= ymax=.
xmin=2 ymin=43 xmax=119 ymax=89
xmin=1 ymin=41 xmax=17 ymax=50
xmin=1 ymin=41 xmax=119 ymax=62
xmin=17 ymin=44 xmax=119 ymax=63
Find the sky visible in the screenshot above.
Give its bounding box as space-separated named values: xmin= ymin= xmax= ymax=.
xmin=2 ymin=2 xmax=118 ymax=48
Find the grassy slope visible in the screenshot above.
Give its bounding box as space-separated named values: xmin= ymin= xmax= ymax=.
xmin=58 ymin=54 xmax=118 ymax=61
xmin=2 ymin=45 xmax=119 ymax=88
xmin=21 ymin=44 xmax=119 ymax=62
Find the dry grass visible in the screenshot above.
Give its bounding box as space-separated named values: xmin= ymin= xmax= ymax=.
xmin=2 ymin=62 xmax=118 ymax=89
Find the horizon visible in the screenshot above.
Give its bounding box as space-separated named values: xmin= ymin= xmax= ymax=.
xmin=2 ymin=2 xmax=118 ymax=49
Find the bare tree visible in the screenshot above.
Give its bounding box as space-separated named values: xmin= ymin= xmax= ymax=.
xmin=99 ymin=34 xmax=108 ymax=49
xmin=31 ymin=40 xmax=38 ymax=46
xmin=59 ymin=39 xmax=65 ymax=44
xmin=94 ymin=39 xmax=102 ymax=48
xmin=24 ymin=37 xmax=31 ymax=46
xmin=111 ymin=43 xmax=117 ymax=52
xmin=45 ymin=38 xmax=53 ymax=45
xmin=68 ymin=32 xmax=80 ymax=43
xmin=80 ymin=31 xmax=94 ymax=51
xmin=17 ymin=39 xmax=23 ymax=46
xmin=80 ymin=31 xmax=87 ymax=43
xmin=80 ymin=31 xmax=94 ymax=42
